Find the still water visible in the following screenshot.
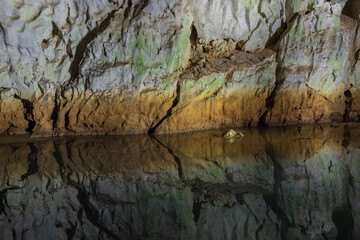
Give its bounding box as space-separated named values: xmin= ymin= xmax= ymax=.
xmin=0 ymin=124 xmax=359 ymax=240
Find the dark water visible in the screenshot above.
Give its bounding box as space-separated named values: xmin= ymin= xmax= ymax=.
xmin=0 ymin=124 xmax=360 ymax=239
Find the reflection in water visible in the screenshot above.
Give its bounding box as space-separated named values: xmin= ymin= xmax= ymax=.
xmin=0 ymin=124 xmax=360 ymax=239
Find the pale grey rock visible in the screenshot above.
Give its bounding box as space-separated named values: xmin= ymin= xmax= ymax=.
xmin=191 ymin=0 xmax=286 ymax=51
xmin=0 ymin=0 xmax=348 ymax=99
xmin=279 ymin=3 xmax=352 ymax=96
xmin=0 ymin=0 xmax=119 ymax=98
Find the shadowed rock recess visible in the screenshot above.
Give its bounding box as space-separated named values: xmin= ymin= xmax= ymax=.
xmin=0 ymin=124 xmax=359 ymax=239
xmin=1 ymin=0 xmax=360 ymax=136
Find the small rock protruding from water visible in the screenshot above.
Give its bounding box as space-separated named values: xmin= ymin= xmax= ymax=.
xmin=224 ymin=129 xmax=244 ymax=143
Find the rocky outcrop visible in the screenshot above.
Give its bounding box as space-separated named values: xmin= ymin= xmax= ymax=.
xmin=1 ymin=0 xmax=360 ymax=136
xmin=0 ymin=123 xmax=359 ymax=239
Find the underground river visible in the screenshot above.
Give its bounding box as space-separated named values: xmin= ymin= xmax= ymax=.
xmin=0 ymin=123 xmax=359 ymax=239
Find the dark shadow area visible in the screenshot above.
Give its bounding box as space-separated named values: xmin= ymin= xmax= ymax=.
xmin=332 ymin=207 xmax=354 ymax=240
xmin=342 ymin=0 xmax=360 ymax=21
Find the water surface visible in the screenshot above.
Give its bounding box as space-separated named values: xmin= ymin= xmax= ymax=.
xmin=0 ymin=124 xmax=360 ymax=239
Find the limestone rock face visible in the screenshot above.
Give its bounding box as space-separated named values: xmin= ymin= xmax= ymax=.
xmin=0 ymin=0 xmax=360 ymax=136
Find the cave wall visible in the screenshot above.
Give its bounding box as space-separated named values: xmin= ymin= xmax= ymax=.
xmin=0 ymin=0 xmax=360 ymax=136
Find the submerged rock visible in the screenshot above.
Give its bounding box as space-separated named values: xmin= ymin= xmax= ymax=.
xmin=224 ymin=129 xmax=244 ymax=143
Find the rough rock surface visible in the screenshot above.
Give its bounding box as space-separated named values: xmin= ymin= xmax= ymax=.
xmin=0 ymin=123 xmax=360 ymax=239
xmin=1 ymin=0 xmax=360 ymax=136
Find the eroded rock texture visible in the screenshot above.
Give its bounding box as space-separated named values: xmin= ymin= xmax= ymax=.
xmin=0 ymin=124 xmax=360 ymax=239
xmin=1 ymin=0 xmax=360 ymax=135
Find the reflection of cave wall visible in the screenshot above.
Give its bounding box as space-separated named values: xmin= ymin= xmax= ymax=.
xmin=1 ymin=124 xmax=360 ymax=239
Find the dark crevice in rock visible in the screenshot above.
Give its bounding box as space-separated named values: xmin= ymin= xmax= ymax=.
xmin=120 ymin=0 xmax=133 ymax=41
xmin=14 ymin=95 xmax=36 ymax=135
xmin=259 ymin=63 xmax=284 ymax=127
xmin=0 ymin=23 xmax=9 ymax=47
xmin=41 ymin=39 xmax=50 ymax=51
xmin=1 ymin=124 xmax=15 ymax=135
xmin=266 ymin=13 xmax=299 ymax=50
xmin=0 ymin=186 xmax=20 ymax=214
xmin=322 ymin=232 xmax=329 ymax=240
xmin=255 ymin=222 xmax=265 ymax=240
xmin=332 ymin=207 xmax=354 ymax=240
xmin=0 ymin=189 xmax=7 ymax=214
xmin=51 ymin=7 xmax=122 ymax=133
xmin=51 ymin=90 xmax=60 ymax=131
xmin=51 ymin=21 xmax=64 ymax=42
xmin=66 ymin=39 xmax=73 ymax=59
xmin=259 ymin=13 xmax=301 ymax=127
xmin=342 ymin=124 xmax=351 ymax=149
xmin=263 ymin=195 xmax=291 ymax=239
xmin=66 ymin=222 xmax=77 ymax=240
xmin=84 ymin=76 xmax=91 ymax=91
xmin=20 ymin=143 xmax=39 ymax=180
xmin=108 ymin=0 xmax=120 ymax=5
xmin=264 ymin=142 xmax=283 ymax=184
xmin=235 ymin=40 xmax=246 ymax=50
xmin=342 ymin=0 xmax=360 ymax=21
xmin=151 ymin=136 xmax=183 ymax=180
xmin=130 ymin=0 xmax=149 ymax=23
xmin=61 ymin=141 xmax=126 ymax=239
xmin=77 ymin=208 xmax=84 ymax=227
xmin=190 ymin=23 xmax=199 ymax=46
xmin=305 ymin=84 xmax=334 ymax=103
xmin=120 ymin=0 xmax=148 ymax=45
xmin=257 ymin=1 xmax=267 ymax=23
xmin=355 ymin=48 xmax=360 ymax=62
xmin=54 ymin=143 xmax=66 ymax=182
xmin=349 ymin=17 xmax=359 ymax=70
xmin=67 ymin=8 xmax=120 ymax=89
xmin=76 ymin=187 xmax=121 ymax=239
xmin=262 ymin=140 xmax=292 ymax=239
xmin=192 ymin=200 xmax=201 ymax=225
xmin=244 ymin=214 xmax=250 ymax=237
xmin=148 ymin=81 xmax=180 ymax=134
xmin=316 ymin=113 xmax=324 ymax=123
xmin=265 ymin=22 xmax=288 ymax=49
xmin=343 ymin=90 xmax=353 ymax=122
xmin=65 ymin=109 xmax=71 ymax=129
